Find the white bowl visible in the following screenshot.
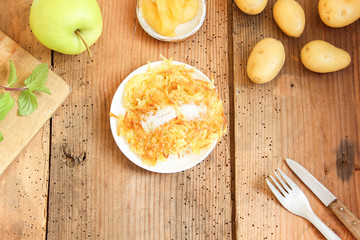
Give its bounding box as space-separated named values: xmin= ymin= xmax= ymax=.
xmin=110 ymin=61 xmax=218 ymax=173
xmin=136 ymin=0 xmax=206 ymax=42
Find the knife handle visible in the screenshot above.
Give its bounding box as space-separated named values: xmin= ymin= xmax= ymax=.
xmin=329 ymin=199 xmax=360 ymax=239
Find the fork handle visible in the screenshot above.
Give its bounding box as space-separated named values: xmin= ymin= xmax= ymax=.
xmin=305 ymin=211 xmax=341 ymax=240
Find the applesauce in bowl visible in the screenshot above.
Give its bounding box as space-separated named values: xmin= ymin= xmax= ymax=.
xmin=136 ymin=0 xmax=206 ymax=42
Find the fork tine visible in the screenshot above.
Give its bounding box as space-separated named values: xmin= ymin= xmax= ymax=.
xmin=277 ymin=168 xmax=299 ymax=191
xmin=266 ymin=179 xmax=286 ymax=205
xmin=270 ymin=175 xmax=287 ymax=196
xmin=267 ymin=171 xmax=341 ymax=240
xmin=274 ymin=171 xmax=291 ymax=193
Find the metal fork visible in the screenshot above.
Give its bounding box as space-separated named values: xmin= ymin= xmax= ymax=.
xmin=266 ymin=169 xmax=341 ymax=240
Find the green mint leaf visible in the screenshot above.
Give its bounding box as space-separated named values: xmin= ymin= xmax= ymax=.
xmin=0 ymin=131 xmax=3 ymax=142
xmin=36 ymin=85 xmax=51 ymax=95
xmin=24 ymin=63 xmax=49 ymax=92
xmin=18 ymin=90 xmax=38 ymax=116
xmin=0 ymin=92 xmax=15 ymax=121
xmin=7 ymin=60 xmax=17 ymax=87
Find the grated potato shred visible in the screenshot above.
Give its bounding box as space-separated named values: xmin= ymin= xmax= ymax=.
xmin=112 ymin=57 xmax=226 ymax=166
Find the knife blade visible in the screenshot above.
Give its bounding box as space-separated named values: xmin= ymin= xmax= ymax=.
xmin=285 ymin=158 xmax=336 ymax=206
xmin=286 ymin=158 xmax=360 ymax=239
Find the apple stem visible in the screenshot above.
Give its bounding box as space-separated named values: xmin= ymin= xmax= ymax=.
xmin=75 ymin=30 xmax=92 ymax=59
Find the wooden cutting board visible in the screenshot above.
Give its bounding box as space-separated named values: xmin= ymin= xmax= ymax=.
xmin=0 ymin=30 xmax=70 ymax=175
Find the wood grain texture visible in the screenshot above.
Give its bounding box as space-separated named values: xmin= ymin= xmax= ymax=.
xmin=329 ymin=199 xmax=360 ymax=239
xmin=1 ymin=0 xmax=359 ymax=239
xmin=0 ymin=0 xmax=51 ymax=239
xmin=0 ymin=30 xmax=71 ymax=174
xmin=0 ymin=127 xmax=50 ymax=240
xmin=47 ymin=0 xmax=232 ymax=239
xmin=232 ymin=0 xmax=360 ymax=239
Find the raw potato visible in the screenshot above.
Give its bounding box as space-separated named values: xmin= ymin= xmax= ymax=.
xmin=318 ymin=0 xmax=360 ymax=27
xmin=234 ymin=0 xmax=268 ymax=15
xmin=273 ymin=0 xmax=305 ymax=37
xmin=247 ymin=38 xmax=285 ymax=84
xmin=301 ymin=40 xmax=351 ymax=73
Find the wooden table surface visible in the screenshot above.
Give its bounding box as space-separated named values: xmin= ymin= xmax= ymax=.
xmin=0 ymin=0 xmax=359 ymax=239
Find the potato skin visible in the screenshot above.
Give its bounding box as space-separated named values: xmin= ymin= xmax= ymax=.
xmin=318 ymin=0 xmax=360 ymax=28
xmin=234 ymin=0 xmax=268 ymax=15
xmin=273 ymin=0 xmax=305 ymax=37
xmin=301 ymin=40 xmax=351 ymax=73
xmin=247 ymin=38 xmax=285 ymax=84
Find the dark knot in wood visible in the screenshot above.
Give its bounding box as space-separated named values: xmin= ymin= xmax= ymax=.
xmin=61 ymin=143 xmax=86 ymax=168
xmin=336 ymin=138 xmax=354 ymax=181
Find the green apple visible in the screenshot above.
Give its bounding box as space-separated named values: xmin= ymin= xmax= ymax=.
xmin=29 ymin=0 xmax=103 ymax=57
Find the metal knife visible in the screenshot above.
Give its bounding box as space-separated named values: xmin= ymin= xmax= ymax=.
xmin=286 ymin=158 xmax=360 ymax=239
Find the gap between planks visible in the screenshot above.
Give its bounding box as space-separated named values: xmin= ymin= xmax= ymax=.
xmin=45 ymin=50 xmax=55 ymax=240
xmin=226 ymin=0 xmax=237 ymax=239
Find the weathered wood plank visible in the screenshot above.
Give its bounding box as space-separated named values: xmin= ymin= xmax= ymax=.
xmin=0 ymin=0 xmax=51 ymax=239
xmin=233 ymin=0 xmax=360 ymax=239
xmin=47 ymin=0 xmax=232 ymax=239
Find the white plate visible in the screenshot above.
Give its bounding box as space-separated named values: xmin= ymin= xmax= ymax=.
xmin=136 ymin=0 xmax=206 ymax=42
xmin=110 ymin=61 xmax=218 ymax=173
